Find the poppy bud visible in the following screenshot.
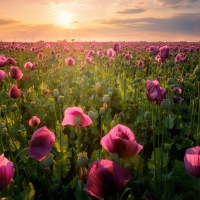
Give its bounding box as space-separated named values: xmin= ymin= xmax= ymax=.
xmin=164 ymin=143 xmax=171 ymax=152
xmin=99 ymin=107 xmax=106 ymax=116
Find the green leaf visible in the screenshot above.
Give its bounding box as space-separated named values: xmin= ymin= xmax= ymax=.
xmin=55 ymin=134 xmax=68 ymax=153
xmin=20 ymin=182 xmax=35 ymax=200
xmin=164 ymin=112 xmax=176 ymax=129
xmin=148 ymin=148 xmax=168 ymax=171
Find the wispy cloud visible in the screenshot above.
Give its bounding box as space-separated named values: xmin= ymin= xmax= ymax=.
xmin=0 ymin=18 xmax=21 ymax=26
xmin=116 ymin=8 xmax=146 ymax=14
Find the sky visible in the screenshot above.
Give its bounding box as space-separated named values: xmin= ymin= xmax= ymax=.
xmin=0 ymin=0 xmax=200 ymax=42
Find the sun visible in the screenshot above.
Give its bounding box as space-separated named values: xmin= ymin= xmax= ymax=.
xmin=58 ymin=12 xmax=73 ymax=26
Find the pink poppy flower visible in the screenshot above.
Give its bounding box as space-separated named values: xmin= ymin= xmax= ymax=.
xmin=8 ymin=86 xmax=21 ymax=98
xmin=61 ymin=107 xmax=92 ymax=127
xmin=0 ymin=70 xmax=6 ymax=82
xmin=65 ymin=57 xmax=75 ymax=66
xmin=9 ymin=66 xmax=23 ymax=80
xmin=28 ymin=126 xmax=55 ymax=161
xmin=85 ymin=159 xmax=130 ymax=198
xmin=155 ymin=55 xmax=162 ymax=66
xmin=100 ymin=124 xmax=143 ymax=158
xmin=0 ymin=154 xmax=15 ymax=191
xmin=85 ymin=57 xmax=92 ymax=64
xmin=43 ymin=89 xmax=50 ymax=95
xmin=29 ymin=116 xmax=41 ymax=127
xmin=6 ymin=57 xmax=17 ymax=65
xmin=149 ymin=46 xmax=158 ymax=55
xmin=159 ymin=45 xmax=169 ymax=62
xmin=107 ymin=48 xmax=116 ymax=57
xmin=146 ymin=80 xmax=166 ymax=105
xmin=125 ymin=54 xmax=132 ymax=60
xmin=113 ymin=42 xmax=121 ymax=52
xmin=184 ymin=146 xmax=200 ymax=178
xmin=0 ymin=55 xmax=7 ymax=67
xmin=24 ymin=62 xmax=34 ymax=70
xmin=37 ymin=52 xmax=44 ymax=59
xmin=174 ymin=53 xmax=185 ymax=63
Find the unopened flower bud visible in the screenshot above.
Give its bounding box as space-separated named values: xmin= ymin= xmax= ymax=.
xmin=53 ymin=89 xmax=60 ymax=97
xmin=133 ymin=83 xmax=138 ymax=89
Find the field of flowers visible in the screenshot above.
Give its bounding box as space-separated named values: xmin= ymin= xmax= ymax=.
xmin=0 ymin=41 xmax=200 ymax=200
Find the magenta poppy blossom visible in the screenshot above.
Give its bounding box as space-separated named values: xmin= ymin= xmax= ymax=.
xmin=8 ymin=86 xmax=21 ymax=98
xmin=159 ymin=45 xmax=169 ymax=62
xmin=149 ymin=45 xmax=158 ymax=55
xmin=184 ymin=146 xmax=200 ymax=178
xmin=146 ymin=80 xmax=166 ymax=105
xmin=28 ymin=126 xmax=55 ymax=161
xmin=100 ymin=124 xmax=143 ymax=158
xmin=0 ymin=55 xmax=7 ymax=67
xmin=62 ymin=107 xmax=92 ymax=127
xmin=174 ymin=53 xmax=185 ymax=63
xmin=107 ymin=48 xmax=116 ymax=57
xmin=0 ymin=70 xmax=6 ymax=82
xmin=65 ymin=57 xmax=75 ymax=66
xmin=125 ymin=54 xmax=132 ymax=60
xmin=29 ymin=116 xmax=41 ymax=127
xmin=24 ymin=62 xmax=34 ymax=70
xmin=85 ymin=56 xmax=92 ymax=64
xmin=113 ymin=42 xmax=121 ymax=52
xmin=9 ymin=66 xmax=23 ymax=80
xmin=85 ymin=159 xmax=130 ymax=198
xmin=0 ymin=154 xmax=15 ymax=191
xmin=6 ymin=57 xmax=17 ymax=65
xmin=155 ymin=55 xmax=162 ymax=66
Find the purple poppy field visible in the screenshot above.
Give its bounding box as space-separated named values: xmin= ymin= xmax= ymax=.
xmin=0 ymin=41 xmax=200 ymax=200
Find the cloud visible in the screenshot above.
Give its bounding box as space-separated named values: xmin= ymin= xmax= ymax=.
xmin=116 ymin=8 xmax=146 ymax=14
xmin=0 ymin=18 xmax=21 ymax=25
xmin=95 ymin=12 xmax=200 ymax=35
xmin=155 ymin=0 xmax=199 ymax=8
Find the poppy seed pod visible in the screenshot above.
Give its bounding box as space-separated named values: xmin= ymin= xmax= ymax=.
xmin=194 ymin=66 xmax=200 ymax=76
xmin=53 ymin=89 xmax=60 ymax=97
xmin=160 ymin=99 xmax=171 ymax=110
xmin=77 ymin=152 xmax=89 ymax=168
xmin=144 ymin=111 xmax=151 ymax=120
xmin=57 ymin=95 xmax=65 ymax=104
xmin=102 ymin=95 xmax=110 ymax=103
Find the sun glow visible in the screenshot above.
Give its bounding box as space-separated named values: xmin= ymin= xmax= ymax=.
xmin=58 ymin=12 xmax=73 ymax=26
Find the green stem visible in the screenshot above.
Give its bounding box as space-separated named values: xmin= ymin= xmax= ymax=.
xmin=118 ymin=188 xmax=133 ymax=200
xmin=198 ymin=82 xmax=200 ymax=145
xmin=45 ymin=170 xmax=54 ymax=200
xmin=0 ymin=129 xmax=3 ymax=154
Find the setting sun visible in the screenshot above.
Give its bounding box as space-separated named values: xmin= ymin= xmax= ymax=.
xmin=58 ymin=12 xmax=73 ymax=26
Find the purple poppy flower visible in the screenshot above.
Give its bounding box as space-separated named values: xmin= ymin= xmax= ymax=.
xmin=184 ymin=146 xmax=200 ymax=178
xmin=0 ymin=55 xmax=7 ymax=67
xmin=100 ymin=124 xmax=143 ymax=158
xmin=8 ymin=85 xmax=21 ymax=98
xmin=85 ymin=159 xmax=130 ymax=198
xmin=29 ymin=116 xmax=41 ymax=127
xmin=113 ymin=42 xmax=121 ymax=52
xmin=0 ymin=70 xmax=6 ymax=82
xmin=9 ymin=66 xmax=23 ymax=80
xmin=0 ymin=154 xmax=15 ymax=191
xmin=159 ymin=45 xmax=169 ymax=62
xmin=173 ymin=96 xmax=182 ymax=103
xmin=65 ymin=57 xmax=75 ymax=66
xmin=28 ymin=126 xmax=55 ymax=161
xmin=146 ymin=80 xmax=166 ymax=105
